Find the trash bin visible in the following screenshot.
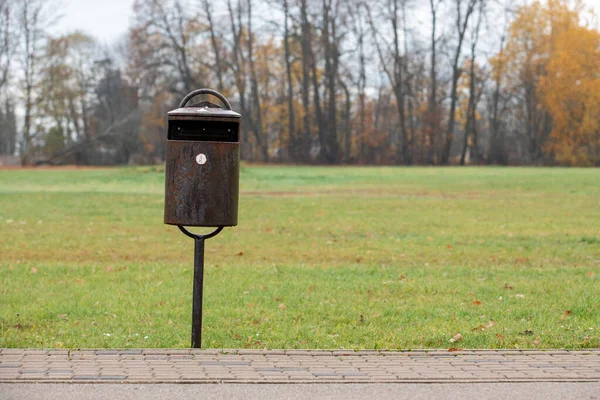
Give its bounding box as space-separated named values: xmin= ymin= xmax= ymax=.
xmin=164 ymin=88 xmax=241 ymax=227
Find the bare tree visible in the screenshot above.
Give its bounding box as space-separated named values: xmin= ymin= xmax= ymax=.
xmin=282 ymin=0 xmax=297 ymax=160
xmin=488 ymin=1 xmax=512 ymax=164
xmin=0 ymin=0 xmax=16 ymax=156
xmin=0 ymin=0 xmax=12 ymax=92
xmin=441 ymin=0 xmax=478 ymax=165
xmin=459 ymin=0 xmax=485 ymax=165
xmin=347 ymin=0 xmax=368 ymax=162
xmin=367 ymin=0 xmax=411 ymax=164
xmin=321 ymin=0 xmax=342 ymax=163
xmin=303 ymin=0 xmax=326 ymax=162
xmin=129 ymin=0 xmax=201 ymax=97
xmin=225 ymin=0 xmax=251 ymax=157
xmin=299 ymin=0 xmax=313 ymax=160
xmin=18 ymin=0 xmax=58 ymax=161
xmin=401 ymin=0 xmax=416 ymax=164
xmin=201 ymin=0 xmax=224 ymax=93
xmin=245 ymin=0 xmax=268 ymax=161
xmin=427 ymin=0 xmax=442 ymax=164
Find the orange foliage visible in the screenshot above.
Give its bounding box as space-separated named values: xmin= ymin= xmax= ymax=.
xmin=540 ymin=25 xmax=600 ymax=165
xmin=500 ymin=0 xmax=600 ymax=165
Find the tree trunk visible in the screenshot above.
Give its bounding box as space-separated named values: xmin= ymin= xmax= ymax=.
xmin=300 ymin=0 xmax=313 ymax=161
xmin=322 ymin=0 xmax=340 ymax=163
xmin=246 ymin=0 xmax=268 ymax=161
xmin=309 ymin=24 xmax=325 ymax=162
xmin=202 ymin=0 xmax=224 ymax=92
xmin=338 ymin=77 xmax=351 ymax=162
xmin=428 ymin=0 xmax=440 ymax=164
xmin=283 ymin=0 xmax=296 ymax=161
xmin=441 ymin=0 xmax=478 ymax=165
xmin=460 ymin=1 xmax=484 ymax=166
xmin=20 ymin=0 xmax=44 ymax=162
xmin=226 ymin=0 xmax=250 ymax=159
xmin=489 ymin=28 xmax=506 ymax=165
xmin=401 ymin=0 xmax=413 ymax=165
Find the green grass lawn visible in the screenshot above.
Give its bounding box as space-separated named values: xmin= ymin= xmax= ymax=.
xmin=0 ymin=166 xmax=598 ymax=350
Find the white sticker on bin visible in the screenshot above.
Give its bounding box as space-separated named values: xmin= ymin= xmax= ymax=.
xmin=195 ymin=153 xmax=207 ymax=165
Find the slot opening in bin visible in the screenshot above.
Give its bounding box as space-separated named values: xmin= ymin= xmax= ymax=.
xmin=168 ymin=120 xmax=239 ymax=142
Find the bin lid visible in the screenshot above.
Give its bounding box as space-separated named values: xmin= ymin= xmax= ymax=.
xmin=168 ymin=101 xmax=241 ymax=120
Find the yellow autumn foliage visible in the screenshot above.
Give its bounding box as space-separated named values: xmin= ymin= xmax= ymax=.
xmin=540 ymin=25 xmax=600 ymax=165
xmin=499 ymin=0 xmax=600 ymax=165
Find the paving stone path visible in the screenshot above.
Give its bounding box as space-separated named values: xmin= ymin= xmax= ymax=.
xmin=1 ymin=349 xmax=599 ymax=383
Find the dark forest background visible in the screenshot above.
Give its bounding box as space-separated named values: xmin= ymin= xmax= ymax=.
xmin=0 ymin=0 xmax=599 ymax=166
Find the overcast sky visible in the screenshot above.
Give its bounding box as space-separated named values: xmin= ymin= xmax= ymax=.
xmin=53 ymin=0 xmax=600 ymax=46
xmin=53 ymin=0 xmax=136 ymax=45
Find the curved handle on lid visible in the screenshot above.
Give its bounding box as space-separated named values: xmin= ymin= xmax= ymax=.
xmin=179 ymin=88 xmax=232 ymax=110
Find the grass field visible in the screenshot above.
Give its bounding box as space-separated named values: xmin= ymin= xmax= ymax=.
xmin=0 ymin=166 xmax=599 ymax=350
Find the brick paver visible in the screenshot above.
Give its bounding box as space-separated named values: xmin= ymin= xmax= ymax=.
xmin=0 ymin=349 xmax=599 ymax=383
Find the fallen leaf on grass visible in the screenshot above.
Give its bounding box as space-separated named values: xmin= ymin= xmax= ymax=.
xmin=30 ymin=267 xmax=38 ymax=274
xmin=471 ymin=300 xmax=482 ymax=306
xmin=496 ymin=334 xmax=505 ymax=339
xmin=449 ymin=333 xmax=462 ymax=343
xmin=236 ymin=251 xmax=244 ymax=256
xmin=503 ymin=283 xmax=513 ymax=290
xmin=448 ymin=347 xmax=461 ymax=352
xmin=472 ymin=321 xmax=495 ymax=331
xmin=515 ymin=294 xmax=525 ymax=298
xmin=561 ymin=310 xmax=572 ymax=320
xmin=278 ymin=303 xmax=287 ymax=309
xmin=57 ymin=314 xmax=68 ymax=320
xmin=446 ymin=244 xmax=453 ymax=249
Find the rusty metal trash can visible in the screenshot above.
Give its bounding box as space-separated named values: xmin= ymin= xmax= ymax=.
xmin=164 ymin=88 xmax=240 ymax=227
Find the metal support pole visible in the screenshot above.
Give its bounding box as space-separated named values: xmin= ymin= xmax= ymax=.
xmin=178 ymin=225 xmax=224 ymax=348
xmin=192 ymin=237 xmax=205 ymax=348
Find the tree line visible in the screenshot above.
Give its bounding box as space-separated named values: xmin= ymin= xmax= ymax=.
xmin=0 ymin=0 xmax=599 ymax=166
